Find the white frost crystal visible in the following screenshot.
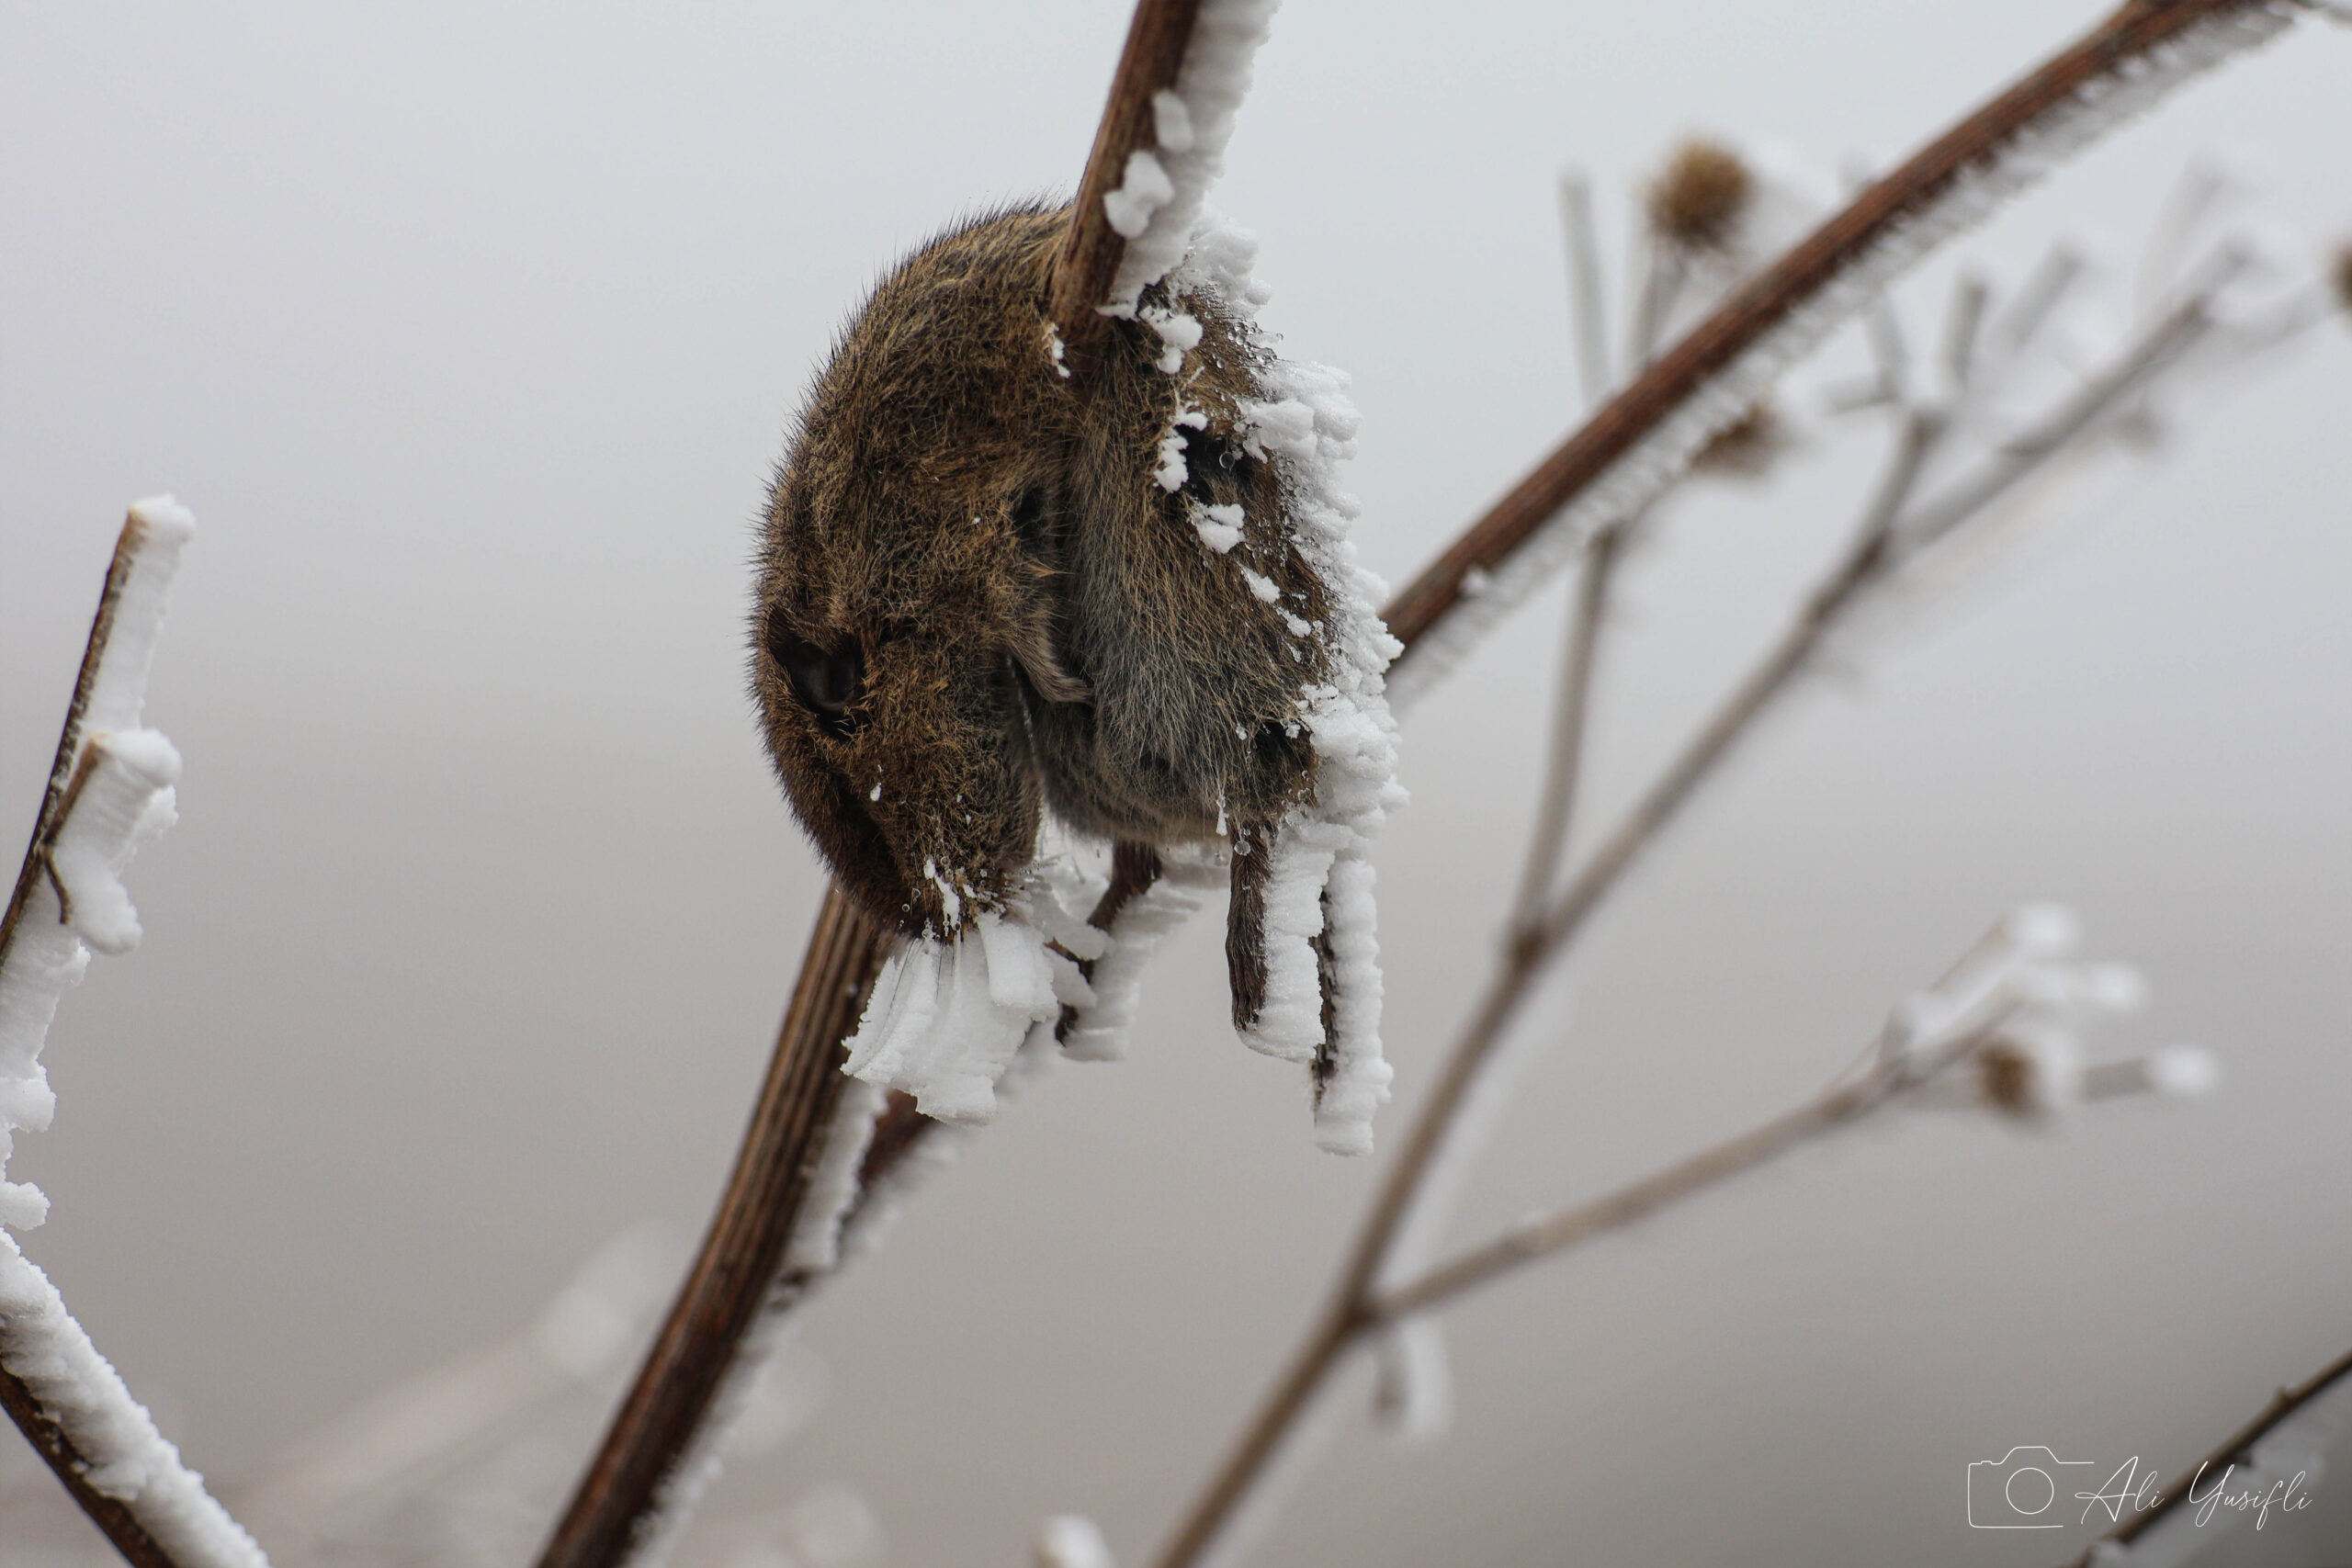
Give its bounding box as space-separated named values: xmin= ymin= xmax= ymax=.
xmin=1035 ymin=1514 xmax=1116 ymax=1568
xmin=1101 ymin=0 xmax=1281 ymax=319
xmin=1173 ymin=220 xmax=1404 ymax=1154
xmin=842 ymin=901 xmax=1082 ymax=1125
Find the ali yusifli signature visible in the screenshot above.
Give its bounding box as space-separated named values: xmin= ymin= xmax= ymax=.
xmin=1967 ymin=1447 xmax=2317 ymax=1531
xmin=2083 ymin=1457 xmax=2318 ymax=1531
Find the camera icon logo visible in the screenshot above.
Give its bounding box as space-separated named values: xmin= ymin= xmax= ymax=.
xmin=1967 ymin=1447 xmax=2097 ymax=1529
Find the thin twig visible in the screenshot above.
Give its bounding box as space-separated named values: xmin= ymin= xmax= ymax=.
xmin=1047 ymin=0 xmax=1205 ymax=382
xmin=1369 ymin=1020 xmax=2003 ymax=1324
xmin=2066 ymin=1342 xmax=2352 ymax=1563
xmin=0 ymin=514 xmax=203 ymax=1568
xmin=1559 ymin=170 xmax=1612 ymax=412
xmin=1895 ymin=273 xmax=2226 ymax=553
xmin=0 ymin=523 xmax=143 ymax=963
xmin=1987 ymin=243 xmax=2086 ymax=367
xmin=1508 ymin=525 xmax=1622 ymax=934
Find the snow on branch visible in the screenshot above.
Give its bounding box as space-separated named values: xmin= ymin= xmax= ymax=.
xmin=0 ymin=499 xmax=273 ymax=1568
xmin=1367 ymin=909 xmax=2214 ymax=1329
xmin=1049 ymin=0 xmax=1278 ymax=375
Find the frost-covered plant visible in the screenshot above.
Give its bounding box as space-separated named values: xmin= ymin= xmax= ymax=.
xmin=0 ymin=501 xmax=268 ymax=1568
xmin=6 ymin=5 xmax=2346 ymax=1568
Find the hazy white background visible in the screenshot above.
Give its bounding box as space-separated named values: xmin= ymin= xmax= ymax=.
xmin=4 ymin=2 xmax=2350 ymax=1563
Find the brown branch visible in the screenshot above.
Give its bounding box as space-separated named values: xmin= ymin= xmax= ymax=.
xmin=1148 ymin=33 xmax=2294 ymax=1561
xmin=1378 ymin=0 xmax=2288 ymax=660
xmin=1047 ymin=0 xmax=1204 ymax=381
xmin=533 ymin=887 xmax=885 ymax=1568
xmin=0 ymin=517 xmax=144 ymax=964
xmin=1507 ymin=523 xmax=1622 ymax=934
xmin=0 ymin=513 xmax=209 ymax=1568
xmin=0 ymin=1360 xmax=183 ymax=1568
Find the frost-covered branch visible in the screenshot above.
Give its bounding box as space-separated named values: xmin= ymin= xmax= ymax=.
xmin=1371 ymin=910 xmax=2208 ymax=1324
xmin=0 ymin=501 xmax=271 ymax=1568
xmin=1380 ymin=0 xmax=2304 ymax=701
xmin=1047 ymin=0 xmax=1274 ymax=378
xmin=532 ymin=888 xmax=884 ymax=1568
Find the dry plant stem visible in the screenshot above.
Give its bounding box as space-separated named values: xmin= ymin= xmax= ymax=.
xmin=1046 ymin=0 xmax=1204 ymax=380
xmin=1378 ymin=0 xmax=2285 ymax=659
xmin=1372 ymin=1022 xmax=1999 ymax=1323
xmin=544 ymin=837 xmax=1170 ymax=1567
xmin=1507 ymin=525 xmax=1623 ymax=932
xmin=0 ymin=520 xmax=143 ymax=959
xmin=534 ymin=886 xmax=885 ymax=1568
xmin=2067 ymin=1343 xmax=2352 ymax=1563
xmin=543 ymin=0 xmax=1213 ymax=1544
xmin=0 ymin=516 xmax=207 ymax=1568
xmin=1559 ymin=171 xmax=1612 ymax=411
xmin=1897 ymin=281 xmax=2220 ymax=548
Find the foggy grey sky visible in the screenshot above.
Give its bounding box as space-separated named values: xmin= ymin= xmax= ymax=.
xmin=4 ymin=4 xmax=2350 ymax=1565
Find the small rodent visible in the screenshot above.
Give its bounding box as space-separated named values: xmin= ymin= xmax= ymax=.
xmin=752 ymin=201 xmax=1367 ymax=1048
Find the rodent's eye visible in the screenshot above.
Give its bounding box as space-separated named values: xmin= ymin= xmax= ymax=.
xmin=765 ymin=613 xmax=866 ymax=735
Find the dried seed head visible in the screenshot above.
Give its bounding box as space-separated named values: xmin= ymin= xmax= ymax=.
xmin=1690 ymin=400 xmax=1786 ymax=478
xmin=1979 ymin=1042 xmax=2035 ymax=1113
xmin=1978 ymin=1031 xmax=2080 ymax=1118
xmin=1645 ymin=138 xmax=1754 ymax=252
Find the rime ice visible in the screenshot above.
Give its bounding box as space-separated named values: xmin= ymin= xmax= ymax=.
xmin=0 ymin=498 xmax=274 ymax=1567
xmin=1101 ymin=0 xmax=1281 ymax=319
xmin=0 ymin=497 xmax=194 ymax=1235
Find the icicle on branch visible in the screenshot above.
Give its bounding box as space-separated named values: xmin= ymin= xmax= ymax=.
xmin=0 ymin=500 xmax=272 ymax=1568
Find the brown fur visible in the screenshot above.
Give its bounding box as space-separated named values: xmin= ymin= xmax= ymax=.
xmin=754 ymin=203 xmax=1332 ymax=959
